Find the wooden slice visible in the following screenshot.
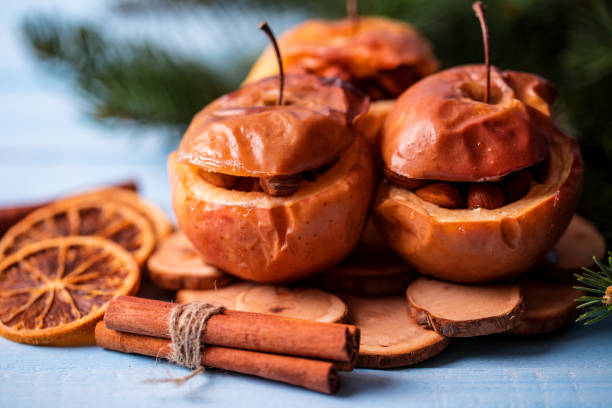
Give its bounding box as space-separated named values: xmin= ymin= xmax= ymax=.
xmin=357 ymin=217 xmax=389 ymax=253
xmin=146 ymin=231 xmax=233 ymax=290
xmin=311 ymin=218 xmax=415 ymax=296
xmin=541 ymin=215 xmax=606 ymax=281
xmin=235 ymin=286 xmax=348 ymax=323
xmin=508 ymin=280 xmax=581 ymax=335
xmin=312 ymin=256 xmax=414 ymax=297
xmin=176 ymin=283 xmax=256 ymax=308
xmin=342 ymin=296 xmax=449 ymax=368
xmin=406 ymin=278 xmax=525 ymax=337
xmin=178 ymin=283 xmax=347 ymax=323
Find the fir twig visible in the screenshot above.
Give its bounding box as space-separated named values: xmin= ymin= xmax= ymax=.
xmin=21 ymin=15 xmax=241 ymax=132
xmin=575 ymin=252 xmax=612 ymax=325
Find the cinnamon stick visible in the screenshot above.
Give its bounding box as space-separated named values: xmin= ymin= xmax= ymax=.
xmin=0 ymin=180 xmax=137 ymax=236
xmin=95 ymin=322 xmax=339 ymax=394
xmin=104 ymin=296 xmax=359 ymax=366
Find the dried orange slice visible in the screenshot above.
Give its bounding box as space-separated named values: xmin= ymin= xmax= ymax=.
xmin=74 ymin=188 xmax=172 ymax=240
xmin=0 ymin=236 xmax=139 ymax=345
xmin=0 ymin=198 xmax=155 ymax=265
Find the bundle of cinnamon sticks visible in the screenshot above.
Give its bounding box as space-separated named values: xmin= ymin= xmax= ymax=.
xmin=96 ymin=296 xmax=360 ymax=394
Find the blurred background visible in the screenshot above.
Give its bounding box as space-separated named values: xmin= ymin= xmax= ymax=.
xmin=0 ymin=0 xmax=611 ymax=244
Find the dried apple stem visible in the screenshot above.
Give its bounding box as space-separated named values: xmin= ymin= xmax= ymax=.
xmin=347 ymin=0 xmax=359 ymax=22
xmin=259 ymin=21 xmax=284 ymax=106
xmin=472 ymin=2 xmax=490 ymax=104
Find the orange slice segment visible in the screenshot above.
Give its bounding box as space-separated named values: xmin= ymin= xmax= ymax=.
xmin=0 ymin=198 xmax=155 ymax=265
xmin=0 ymin=236 xmax=140 ymax=345
xmin=74 ymin=188 xmax=172 ymax=240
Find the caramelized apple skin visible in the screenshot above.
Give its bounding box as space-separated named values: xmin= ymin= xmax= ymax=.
xmin=244 ymin=17 xmax=439 ymax=95
xmin=373 ymin=130 xmax=583 ymax=283
xmin=170 ymin=137 xmax=376 ymax=283
xmin=381 ymin=65 xmax=557 ymax=182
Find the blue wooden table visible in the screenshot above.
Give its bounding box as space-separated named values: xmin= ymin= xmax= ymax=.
xmin=1 ymin=322 xmax=611 ymax=408
xmin=1 ymin=2 xmax=611 ymax=407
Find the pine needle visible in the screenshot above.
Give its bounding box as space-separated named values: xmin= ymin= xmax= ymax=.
xmin=21 ymin=15 xmax=241 ymax=132
xmin=575 ymin=252 xmax=612 ymax=325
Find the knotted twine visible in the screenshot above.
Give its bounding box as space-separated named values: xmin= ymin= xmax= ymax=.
xmin=146 ymin=301 xmax=225 ymax=385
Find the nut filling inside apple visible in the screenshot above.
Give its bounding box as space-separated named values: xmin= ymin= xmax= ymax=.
xmin=198 ymin=157 xmax=340 ymax=197
xmin=382 ymin=156 xmax=550 ymax=210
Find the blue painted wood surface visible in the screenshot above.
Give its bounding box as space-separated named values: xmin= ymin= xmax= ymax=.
xmin=1 ymin=2 xmax=611 ymax=407
xmin=1 ymin=324 xmax=611 ymax=408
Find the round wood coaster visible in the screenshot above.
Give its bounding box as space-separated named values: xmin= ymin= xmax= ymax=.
xmin=235 ymin=286 xmax=348 ymax=323
xmin=312 ymin=256 xmax=415 ymax=297
xmin=540 ymin=215 xmax=606 ymax=282
xmin=406 ymin=277 xmax=525 ymax=337
xmin=176 ymin=282 xmax=255 ymax=308
xmin=177 ymin=284 xmax=347 ymax=323
xmin=342 ymin=296 xmax=449 ymax=368
xmin=147 ymin=231 xmax=233 ymax=290
xmin=508 ymin=280 xmax=582 ymax=335
xmin=311 ymin=218 xmax=415 ymax=296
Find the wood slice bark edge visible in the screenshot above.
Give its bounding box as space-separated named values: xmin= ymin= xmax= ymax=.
xmin=507 ymin=280 xmax=581 ymax=335
xmin=147 ymin=231 xmax=233 ymax=290
xmin=406 ymin=278 xmax=525 ymax=337
xmin=342 ymin=296 xmax=449 ymax=369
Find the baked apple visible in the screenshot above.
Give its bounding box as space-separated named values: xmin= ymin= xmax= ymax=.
xmin=244 ymin=17 xmax=438 ymax=100
xmin=169 ymin=74 xmax=376 ymax=282
xmin=243 ymin=17 xmax=439 ymax=145
xmin=373 ymin=65 xmax=583 ymax=283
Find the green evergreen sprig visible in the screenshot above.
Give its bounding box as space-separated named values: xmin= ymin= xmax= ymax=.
xmin=575 ymin=252 xmax=612 ymax=325
xmin=21 ymin=16 xmax=242 ymax=133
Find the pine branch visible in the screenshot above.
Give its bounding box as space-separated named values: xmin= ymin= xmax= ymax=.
xmin=563 ymin=0 xmax=612 ymax=88
xmin=559 ymin=0 xmax=612 ymax=141
xmin=575 ymin=252 xmax=612 ymax=325
xmin=113 ymin=0 xmax=336 ymax=17
xmin=21 ymin=16 xmax=242 ymax=132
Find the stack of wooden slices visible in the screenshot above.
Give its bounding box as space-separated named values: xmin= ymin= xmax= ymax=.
xmin=0 ymin=187 xmax=171 ymax=345
xmin=147 ymin=213 xmax=605 ymax=369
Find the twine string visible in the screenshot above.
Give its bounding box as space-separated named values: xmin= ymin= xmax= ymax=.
xmin=144 ymin=301 xmax=225 ymax=386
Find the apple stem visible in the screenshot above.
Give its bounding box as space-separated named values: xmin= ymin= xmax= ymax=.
xmin=347 ymin=0 xmax=359 ymax=22
xmin=259 ymin=21 xmax=284 ymax=106
xmin=472 ymin=2 xmax=490 ymax=104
